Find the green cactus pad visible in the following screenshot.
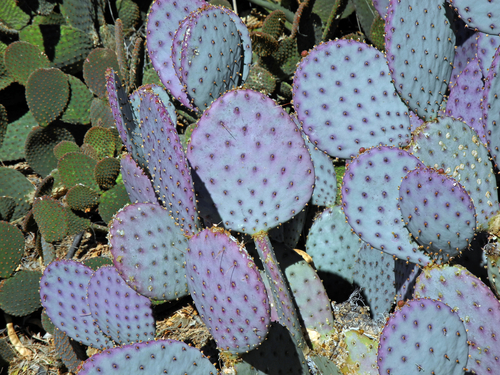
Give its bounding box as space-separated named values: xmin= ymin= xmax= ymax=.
xmin=58 ymin=152 xmax=99 ymax=191
xmin=0 ymin=270 xmax=43 ymax=316
xmin=65 ymin=208 xmax=91 ymax=236
xmin=0 ymin=0 xmax=31 ymax=32
xmin=262 ymin=9 xmax=286 ymax=39
xmin=82 ymin=257 xmax=114 ymax=270
xmin=243 ymin=65 xmax=277 ymax=95
xmin=53 ymin=140 xmax=80 ymax=160
xmin=0 ymin=197 xmax=15 ymax=222
xmin=94 ymin=157 xmax=121 ymax=190
xmin=61 ymin=74 xmax=93 ymax=125
xmin=83 ymin=48 xmax=120 ymax=98
xmin=33 ymin=196 xmax=68 ymax=242
xmin=98 ymin=181 xmax=129 ymax=223
xmin=342 ymin=329 xmax=378 ymax=374
xmin=59 ymin=0 xmax=97 ymax=36
xmin=83 ymin=126 xmax=116 ymax=159
xmin=25 ymin=124 xmax=75 ymax=177
xmin=0 ymin=111 xmax=39 ymax=162
xmin=0 ymin=42 xmax=12 ymax=90
xmin=0 ymin=105 xmax=6 ymax=150
xmin=66 ymin=185 xmax=100 ymax=211
xmin=0 ymin=167 xmax=35 ymax=221
xmin=90 ymin=97 xmax=116 ymax=128
xmin=80 ymin=143 xmax=100 ymax=160
xmin=20 ymin=24 xmax=93 ymax=72
xmin=53 ymin=329 xmax=88 ymax=373
xmin=0 ymin=221 xmax=25 ymax=278
xmin=26 ymin=68 xmax=69 ymax=126
xmin=4 ymin=41 xmax=52 ymax=85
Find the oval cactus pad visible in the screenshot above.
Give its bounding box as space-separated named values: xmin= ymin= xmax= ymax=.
xmin=398 ymin=167 xmax=476 ymax=261
xmin=414 ymin=264 xmax=500 ymax=374
xmin=342 ymin=146 xmax=431 ymax=265
xmin=109 ymin=203 xmax=189 ymax=301
xmin=449 ymin=0 xmax=500 ymax=35
xmin=78 ymin=339 xmax=218 ymax=375
xmin=377 ymin=298 xmax=469 ymax=375
xmin=293 ymin=39 xmax=410 ymax=159
xmin=385 ymin=0 xmax=455 ymax=120
xmin=87 ymin=265 xmax=155 ymax=345
xmin=187 ymin=89 xmax=314 ymax=234
xmin=185 ymin=227 xmax=270 ymax=354
xmin=40 ymin=260 xmax=113 ymax=349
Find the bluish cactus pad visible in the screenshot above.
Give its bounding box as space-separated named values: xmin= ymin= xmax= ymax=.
xmin=341 ymin=146 xmax=431 ymax=265
xmin=87 ymin=265 xmax=155 ymax=345
xmin=120 ymin=154 xmax=158 ymax=205
xmin=40 ymin=260 xmax=113 ymax=349
xmin=410 ymin=116 xmax=498 ymax=229
xmin=398 ymin=167 xmax=476 ymax=261
xmin=293 ymin=39 xmax=410 ymax=159
xmin=477 ymin=33 xmax=500 ymax=73
xmin=385 ymin=0 xmax=455 ymax=120
xmin=448 ymin=0 xmax=500 ymax=35
xmin=187 ymin=89 xmax=314 ymax=234
xmin=109 ymin=202 xmax=189 ymax=301
xmin=146 ymin=0 xmax=205 ymax=110
xmin=414 ymin=264 xmax=500 ymax=374
xmin=185 ymin=227 xmax=270 ymax=354
xmin=450 ymin=32 xmax=478 ymax=86
xmin=482 ymin=48 xmax=500 ymax=162
xmin=129 ymin=84 xmax=177 ymax=126
xmin=78 ymin=339 xmax=218 ymax=375
xmin=138 ymin=90 xmax=199 ymax=235
xmin=377 ymin=298 xmax=469 ymax=375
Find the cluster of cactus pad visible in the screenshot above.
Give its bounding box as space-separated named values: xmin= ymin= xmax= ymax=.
xmin=2 ymin=0 xmax=500 ymax=373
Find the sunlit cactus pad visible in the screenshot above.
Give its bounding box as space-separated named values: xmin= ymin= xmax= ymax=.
xmin=40 ymin=260 xmax=113 ymax=349
xmin=341 ymin=146 xmax=430 ymax=265
xmin=187 ymin=89 xmax=314 ymax=234
xmin=78 ymin=339 xmax=218 ymax=375
xmin=293 ymin=39 xmax=410 ymax=159
xmin=409 ymin=116 xmax=498 ymax=229
xmin=87 ymin=265 xmax=155 ymax=345
xmin=109 ymin=202 xmax=189 ymax=301
xmin=120 ymin=154 xmax=157 ymax=204
xmin=385 ymin=0 xmax=455 ymax=120
xmin=186 ymin=227 xmax=270 ymax=354
xmin=414 ymin=264 xmax=500 ymax=374
xmin=448 ymin=0 xmax=500 ymax=34
xmin=377 ymin=298 xmax=468 ymax=375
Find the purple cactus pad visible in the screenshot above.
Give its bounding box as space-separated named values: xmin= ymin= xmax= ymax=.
xmin=120 ymin=154 xmax=158 ymax=205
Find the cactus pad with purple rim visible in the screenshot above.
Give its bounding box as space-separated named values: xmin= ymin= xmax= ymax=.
xmin=185 ymin=227 xmax=270 ymax=354
xmin=176 ymin=6 xmax=248 ymax=110
xmin=105 ymin=68 xmax=145 ymax=166
xmin=445 ymin=58 xmax=486 ymax=141
xmin=398 ymin=167 xmax=476 ymax=261
xmin=40 ymin=260 xmax=113 ymax=349
xmin=87 ymin=265 xmax=155 ymax=345
xmin=353 ymin=243 xmax=396 ymax=317
xmin=109 ymin=203 xmax=189 ymax=301
xmin=409 ymin=116 xmax=498 ymax=230
xmin=146 ymin=0 xmax=205 ymax=109
xmin=292 ymin=39 xmax=410 ymax=159
xmin=377 ymin=298 xmax=469 ymax=375
xmin=477 ymin=33 xmax=500 ymax=73
xmin=120 ymin=154 xmax=157 ymax=205
xmin=385 ymin=0 xmax=455 ymax=120
xmin=78 ymin=339 xmax=218 ymax=375
xmin=305 ymin=206 xmax=361 ymax=285
xmin=482 ymin=48 xmax=500 ymax=162
xmin=448 ymin=0 xmax=500 ymax=35
xmin=129 ymin=84 xmax=177 ymax=127
xmin=341 ymin=146 xmax=431 ymax=265
xmin=138 ymin=90 xmax=199 ymax=234
xmin=414 ymin=264 xmax=500 ymax=374
xmin=187 ymin=89 xmax=314 ymax=234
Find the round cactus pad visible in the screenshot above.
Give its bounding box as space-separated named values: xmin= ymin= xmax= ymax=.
xmin=0 ymin=222 xmax=26 ymax=278
xmin=385 ymin=0 xmax=455 ymax=120
xmin=78 ymin=339 xmax=218 ymax=375
xmin=292 ymin=39 xmax=410 ymax=159
xmin=185 ymin=227 xmax=270 ymax=354
xmin=146 ymin=0 xmax=205 ymax=110
xmin=342 ymin=146 xmax=431 ymax=265
xmin=377 ymin=298 xmax=468 ymax=375
xmin=398 ymin=167 xmax=476 ymax=261
xmin=138 ymin=90 xmax=199 ymax=234
xmin=448 ymin=0 xmax=500 ymax=34
xmin=40 ymin=260 xmax=113 ymax=349
xmin=176 ymin=6 xmax=246 ymax=110
xmin=410 ymin=116 xmax=498 ymax=229
xmin=414 ymin=264 xmax=500 ymax=374
xmin=87 ymin=265 xmax=155 ymax=345
xmin=109 ymin=202 xmax=189 ymax=301
xmin=187 ymin=89 xmax=314 ymax=234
